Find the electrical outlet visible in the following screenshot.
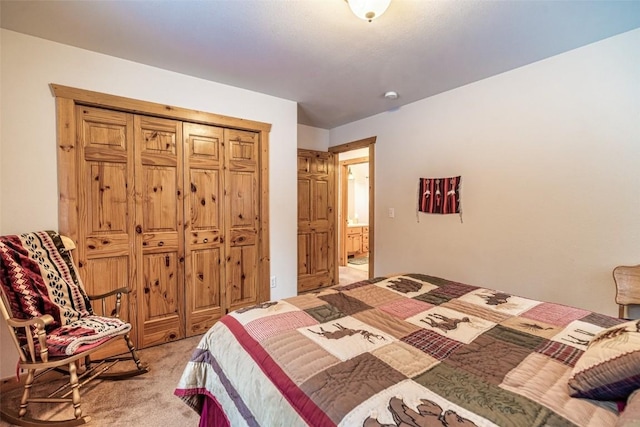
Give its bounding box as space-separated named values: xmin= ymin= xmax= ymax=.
xmin=388 ymin=208 xmax=395 ymax=218
xmin=270 ymin=276 xmax=277 ymax=288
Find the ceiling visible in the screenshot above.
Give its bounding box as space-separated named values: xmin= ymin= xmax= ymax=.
xmin=2 ymin=1 xmax=639 ymax=129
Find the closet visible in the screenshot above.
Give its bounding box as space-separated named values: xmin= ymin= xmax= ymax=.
xmin=53 ymin=85 xmax=270 ymax=351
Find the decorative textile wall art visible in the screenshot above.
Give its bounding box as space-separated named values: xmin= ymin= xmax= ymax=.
xmin=417 ymin=176 xmax=462 ymax=222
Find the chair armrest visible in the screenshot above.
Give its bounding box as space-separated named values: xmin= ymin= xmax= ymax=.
xmin=6 ymin=314 xmax=54 ymax=363
xmin=6 ymin=314 xmax=55 ymax=329
xmin=88 ymin=287 xmax=130 ymax=301
xmin=88 ymin=287 xmax=129 ymax=319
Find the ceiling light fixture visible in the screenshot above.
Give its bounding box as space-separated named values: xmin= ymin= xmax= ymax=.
xmin=384 ymin=91 xmax=399 ymax=100
xmin=346 ymin=0 xmax=392 ymax=22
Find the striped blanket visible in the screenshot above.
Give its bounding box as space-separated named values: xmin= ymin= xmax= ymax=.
xmin=175 ymin=274 xmax=628 ymax=427
xmin=0 ymin=231 xmax=130 ymax=356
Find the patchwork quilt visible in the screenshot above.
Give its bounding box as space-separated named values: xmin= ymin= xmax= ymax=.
xmin=0 ymin=230 xmax=131 ymax=356
xmin=175 ymin=274 xmax=626 ymax=427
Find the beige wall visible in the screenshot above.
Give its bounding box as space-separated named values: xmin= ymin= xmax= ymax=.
xmin=297 ymin=124 xmax=329 ymax=151
xmin=0 ymin=30 xmax=299 ymax=378
xmin=330 ymin=29 xmax=640 ymax=318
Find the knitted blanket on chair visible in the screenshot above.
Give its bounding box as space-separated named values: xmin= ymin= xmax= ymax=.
xmin=0 ymin=231 xmax=131 ymax=356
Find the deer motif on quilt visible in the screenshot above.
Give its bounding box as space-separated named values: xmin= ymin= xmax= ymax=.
xmin=421 ymin=313 xmax=470 ymax=332
xmin=363 ymin=397 xmax=477 ymax=427
xmin=309 ymin=323 xmax=385 ymax=344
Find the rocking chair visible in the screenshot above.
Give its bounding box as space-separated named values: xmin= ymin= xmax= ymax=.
xmin=0 ymin=230 xmax=149 ymax=426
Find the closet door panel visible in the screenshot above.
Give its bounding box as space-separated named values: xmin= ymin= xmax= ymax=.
xmin=190 ymin=170 xmax=220 ymax=229
xmin=87 ymin=163 xmax=128 ymax=233
xmin=83 ymin=257 xmax=129 ymax=319
xmin=81 ymin=107 xmax=128 ymax=162
xmin=225 ymin=129 xmax=260 ymax=312
xmin=76 ymin=106 xmax=137 ymax=352
xmin=142 ymin=166 xmax=178 ymax=230
xmin=229 ymin=172 xmax=256 ymax=228
xmin=227 ymin=245 xmax=257 ymax=308
xmin=192 ymin=249 xmax=221 ymax=310
xmin=184 ymin=123 xmax=224 ymax=336
xmin=79 ymin=107 xmax=133 ymax=256
xmin=140 ymin=253 xmax=180 ymax=344
xmin=135 ymin=116 xmax=184 ymax=347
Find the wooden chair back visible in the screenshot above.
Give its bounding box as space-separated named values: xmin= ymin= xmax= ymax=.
xmin=613 ymin=264 xmax=640 ymax=318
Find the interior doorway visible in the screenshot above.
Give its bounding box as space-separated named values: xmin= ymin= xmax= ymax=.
xmin=340 ymin=155 xmax=369 ymax=270
xmin=329 ymin=137 xmax=375 ymax=285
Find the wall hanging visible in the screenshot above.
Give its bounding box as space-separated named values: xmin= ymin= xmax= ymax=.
xmin=417 ymin=176 xmax=462 ymax=223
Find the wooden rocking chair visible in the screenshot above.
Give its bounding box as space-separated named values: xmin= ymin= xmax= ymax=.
xmin=0 ymin=231 xmax=149 ymax=426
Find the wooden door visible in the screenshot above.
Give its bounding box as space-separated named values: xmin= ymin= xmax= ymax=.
xmin=134 ymin=116 xmax=185 ymax=348
xmin=183 ymin=123 xmax=224 ymax=336
xmin=55 ymin=85 xmax=272 ymax=351
xmin=75 ymin=106 xmax=136 ymax=354
xmin=225 ymin=129 xmax=261 ymax=312
xmin=297 ymin=149 xmax=337 ymax=292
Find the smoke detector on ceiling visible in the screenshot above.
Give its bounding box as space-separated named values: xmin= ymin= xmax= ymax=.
xmin=384 ymin=91 xmax=399 ymax=100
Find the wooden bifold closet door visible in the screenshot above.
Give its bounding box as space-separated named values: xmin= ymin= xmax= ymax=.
xmin=182 ymin=124 xmax=261 ymax=335
xmin=76 ymin=107 xmax=185 ymax=348
xmin=55 ymin=85 xmax=270 ymax=351
xmin=134 ymin=115 xmax=185 ymax=347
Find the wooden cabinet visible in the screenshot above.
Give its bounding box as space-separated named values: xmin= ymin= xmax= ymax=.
xmin=346 ymin=225 xmax=368 ymax=255
xmin=346 ymin=227 xmax=362 ymax=255
xmin=362 ymin=226 xmax=370 ymax=253
xmin=54 ymin=85 xmax=270 ymax=350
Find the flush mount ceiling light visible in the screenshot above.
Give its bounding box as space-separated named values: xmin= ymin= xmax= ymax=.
xmin=346 ymin=0 xmax=392 ymax=22
xmin=384 ymin=91 xmax=399 ymax=100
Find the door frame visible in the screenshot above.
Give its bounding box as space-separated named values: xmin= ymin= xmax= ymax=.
xmin=329 ymin=136 xmax=376 ymax=279
xmin=339 ymin=156 xmax=369 ymax=266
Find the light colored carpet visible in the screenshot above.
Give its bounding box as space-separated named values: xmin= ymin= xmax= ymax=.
xmin=1 ymin=335 xmax=202 ymax=426
xmin=339 ymin=265 xmax=368 ymax=284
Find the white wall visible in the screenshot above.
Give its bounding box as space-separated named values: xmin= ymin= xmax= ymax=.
xmin=330 ymin=29 xmax=640 ymax=318
xmin=0 ymin=30 xmax=299 ymax=378
xmin=297 ymin=124 xmax=329 ymax=151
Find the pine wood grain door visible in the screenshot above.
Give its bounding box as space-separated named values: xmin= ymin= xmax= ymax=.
xmin=56 ymin=86 xmax=273 ymax=352
xmin=134 ymin=116 xmax=185 ymax=348
xmin=225 ymin=129 xmax=261 ymax=312
xmin=183 ymin=123 xmax=224 ymax=336
xmin=297 ymin=149 xmax=337 ymax=292
xmin=76 ymin=106 xmax=136 ymax=354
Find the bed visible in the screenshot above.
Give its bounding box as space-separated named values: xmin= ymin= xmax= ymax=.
xmin=175 ymin=274 xmax=640 ymax=427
